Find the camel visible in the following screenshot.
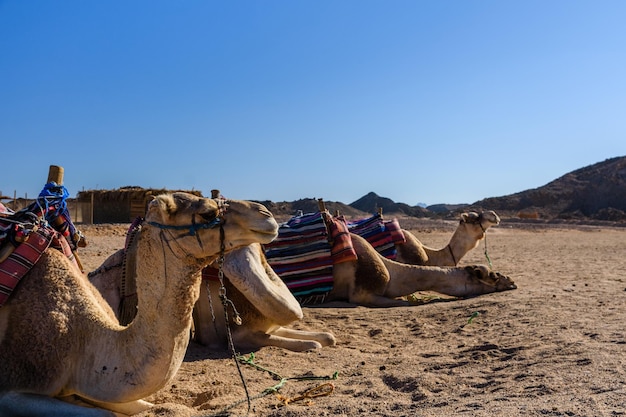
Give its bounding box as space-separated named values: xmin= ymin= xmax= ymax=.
xmin=89 ymin=242 xmax=336 ymax=353
xmin=0 ymin=192 xmax=279 ymax=417
xmin=393 ymin=211 xmax=501 ymax=266
xmin=266 ymin=210 xmax=516 ymax=308
xmin=91 ymin=209 xmax=511 ymax=355
xmin=337 ymin=232 xmax=515 ymax=307
xmin=194 ymin=243 xmax=336 ymax=352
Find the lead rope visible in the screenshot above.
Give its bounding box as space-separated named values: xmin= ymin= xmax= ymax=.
xmin=217 ymin=224 xmax=251 ymax=415
xmin=199 ymin=220 xmax=337 ymax=416
xmin=481 ymin=224 xmax=493 ymax=269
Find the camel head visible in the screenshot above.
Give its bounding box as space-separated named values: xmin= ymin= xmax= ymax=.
xmin=459 ymin=210 xmax=500 ymax=241
xmin=145 ymin=192 xmax=278 ymax=262
xmin=219 ymin=242 xmax=303 ymax=325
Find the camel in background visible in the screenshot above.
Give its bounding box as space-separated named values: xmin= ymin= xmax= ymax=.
xmin=393 ymin=211 xmax=500 ymax=266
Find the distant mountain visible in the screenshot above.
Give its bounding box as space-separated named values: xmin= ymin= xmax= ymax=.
xmin=255 ymin=198 xmax=368 ymax=218
xmin=469 ymin=156 xmax=626 ymax=221
xmin=427 ymin=203 xmax=470 ymax=214
xmin=349 ymin=192 xmax=430 ymax=217
xmin=255 ymin=156 xmax=626 ymax=223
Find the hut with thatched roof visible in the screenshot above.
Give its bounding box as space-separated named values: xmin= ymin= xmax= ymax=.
xmin=76 ymin=186 xmax=203 ymax=223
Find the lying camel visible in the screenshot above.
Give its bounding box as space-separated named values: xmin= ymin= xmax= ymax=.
xmin=327 ymin=231 xmax=515 ymax=307
xmin=393 ymin=211 xmax=500 ymax=266
xmin=90 ymin=242 xmax=336 ymax=353
xmin=267 ymin=210 xmax=516 ymax=308
xmin=0 ymin=193 xmax=278 ymax=416
xmin=92 ymin=210 xmax=512 ymax=353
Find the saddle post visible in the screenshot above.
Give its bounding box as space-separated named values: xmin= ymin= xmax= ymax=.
xmin=317 ymin=198 xmax=332 ymax=237
xmin=0 ymin=165 xmax=66 ymax=264
xmin=47 ymin=165 xmax=64 ymax=185
xmin=47 ymin=165 xmax=86 ymax=272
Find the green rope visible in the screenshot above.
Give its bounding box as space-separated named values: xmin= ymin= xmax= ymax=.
xmin=483 ymin=231 xmax=493 ymax=269
xmin=196 ymin=352 xmax=339 ymax=417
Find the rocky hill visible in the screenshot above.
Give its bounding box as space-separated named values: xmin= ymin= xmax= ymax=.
xmin=468 ymin=156 xmax=626 ymax=221
xmin=349 ymin=192 xmax=431 ymax=217
xmin=259 ymin=156 xmax=626 ymax=224
xmin=255 ymin=198 xmax=369 ymax=219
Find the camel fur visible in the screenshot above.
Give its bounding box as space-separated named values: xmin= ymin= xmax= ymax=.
xmin=0 ymin=193 xmax=278 ymax=417
xmin=90 ymin=242 xmax=336 ymax=353
xmin=395 ymin=211 xmax=500 ymax=266
xmin=328 ymin=231 xmax=515 ymax=307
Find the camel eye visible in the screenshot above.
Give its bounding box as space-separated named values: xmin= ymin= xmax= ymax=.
xmin=199 ymin=211 xmax=218 ymax=223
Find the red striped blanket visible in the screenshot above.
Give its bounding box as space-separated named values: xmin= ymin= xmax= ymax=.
xmin=264 ymin=211 xmax=357 ymax=305
xmin=0 ymin=226 xmax=79 ymax=307
xmin=346 ymin=213 xmax=406 ymax=259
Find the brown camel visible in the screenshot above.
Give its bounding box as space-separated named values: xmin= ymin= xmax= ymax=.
xmin=267 ymin=210 xmax=515 ymax=308
xmin=90 ymin=242 xmax=336 ymax=353
xmin=0 ymin=193 xmax=278 ymax=416
xmin=92 ymin=210 xmax=513 ymax=354
xmin=394 ymin=210 xmax=500 ymax=266
xmin=328 ymin=231 xmax=514 ymax=307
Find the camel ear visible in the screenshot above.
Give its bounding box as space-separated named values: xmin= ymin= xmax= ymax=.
xmin=147 ymin=194 xmax=176 ymax=220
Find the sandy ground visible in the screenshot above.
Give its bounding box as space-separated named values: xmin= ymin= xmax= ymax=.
xmin=77 ymin=218 xmax=626 ymax=417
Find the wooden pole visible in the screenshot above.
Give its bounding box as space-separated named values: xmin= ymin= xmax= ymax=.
xmin=47 ymin=165 xmax=64 ymax=185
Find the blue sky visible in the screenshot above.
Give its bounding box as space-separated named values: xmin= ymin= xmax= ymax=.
xmin=1 ymin=1 xmax=625 ymax=207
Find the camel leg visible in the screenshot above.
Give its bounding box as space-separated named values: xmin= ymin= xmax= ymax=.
xmin=0 ymin=392 xmax=116 ymax=417
xmin=271 ymin=327 xmax=336 ymax=347
xmin=232 ymin=330 xmax=324 ymax=352
xmin=348 ymin=291 xmax=411 ymax=308
xmin=82 ymin=398 xmax=153 ymax=416
xmin=384 ymin=264 xmax=516 ymax=298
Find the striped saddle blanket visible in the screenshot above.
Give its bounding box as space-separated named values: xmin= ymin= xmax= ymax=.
xmin=0 ymin=191 xmax=82 ymax=307
xmin=0 ymin=224 xmax=78 ymax=307
xmin=264 ymin=212 xmax=357 ymax=305
xmin=346 ymin=213 xmax=406 ymax=259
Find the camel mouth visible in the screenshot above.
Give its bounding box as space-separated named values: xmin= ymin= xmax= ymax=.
xmin=251 ymin=228 xmax=279 ymax=243
xmin=479 ymin=211 xmax=501 ymax=226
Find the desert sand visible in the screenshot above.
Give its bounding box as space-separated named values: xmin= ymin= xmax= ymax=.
xmin=77 ymin=217 xmax=626 ymax=417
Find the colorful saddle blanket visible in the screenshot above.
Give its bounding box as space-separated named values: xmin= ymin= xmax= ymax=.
xmin=0 ymin=225 xmax=78 ymax=307
xmin=0 ymin=183 xmax=82 ymax=307
xmin=264 ymin=212 xmax=357 ymax=305
xmin=346 ymin=213 xmax=406 ymax=259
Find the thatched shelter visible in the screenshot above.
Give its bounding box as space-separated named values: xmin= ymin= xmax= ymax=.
xmin=76 ymin=186 xmax=203 ymax=223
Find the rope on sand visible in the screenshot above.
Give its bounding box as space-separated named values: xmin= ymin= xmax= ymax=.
xmin=197 ymin=352 xmax=338 ymax=417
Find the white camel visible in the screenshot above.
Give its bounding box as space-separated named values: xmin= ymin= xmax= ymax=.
xmin=0 ymin=193 xmax=278 ymax=416
xmin=394 ymin=211 xmax=500 ymax=266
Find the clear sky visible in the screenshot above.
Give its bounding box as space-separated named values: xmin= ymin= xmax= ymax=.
xmin=1 ymin=1 xmax=625 ymax=206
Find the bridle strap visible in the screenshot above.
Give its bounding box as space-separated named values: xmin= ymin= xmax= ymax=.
xmin=145 ymin=198 xmax=228 ymax=236
xmin=447 ymin=244 xmax=458 ymax=266
xmin=146 ymin=216 xmax=222 ymax=236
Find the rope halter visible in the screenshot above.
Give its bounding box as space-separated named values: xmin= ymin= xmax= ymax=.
xmin=145 ymin=198 xmax=229 ymax=236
